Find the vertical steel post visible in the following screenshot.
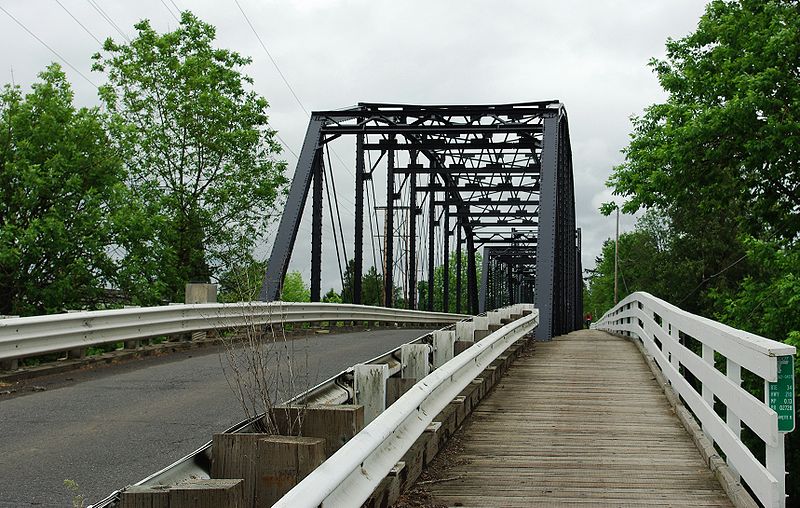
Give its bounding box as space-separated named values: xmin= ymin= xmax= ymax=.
xmin=467 ymin=231 xmax=478 ymax=315
xmin=427 ymin=171 xmax=435 ymax=311
xmin=354 ymin=134 xmax=364 ymax=304
xmin=534 ymin=112 xmax=560 ymax=340
xmin=455 ymin=222 xmax=462 ymax=314
xmin=383 ymin=139 xmax=395 ymax=307
xmin=310 ymin=151 xmax=323 ymax=302
xmin=261 ymin=117 xmax=325 ymax=301
xmin=443 ymin=209 xmax=450 ymax=312
xmin=408 ymin=159 xmax=418 ymax=309
xmin=479 ymin=247 xmax=490 ymax=313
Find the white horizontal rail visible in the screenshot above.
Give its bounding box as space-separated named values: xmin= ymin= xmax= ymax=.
xmin=274 ymin=305 xmax=538 ymax=507
xmin=0 ymin=302 xmax=468 ymax=361
xmin=596 ymin=292 xmax=795 ymax=508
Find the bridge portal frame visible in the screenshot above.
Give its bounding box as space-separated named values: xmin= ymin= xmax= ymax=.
xmin=260 ymin=102 xmax=581 ymax=339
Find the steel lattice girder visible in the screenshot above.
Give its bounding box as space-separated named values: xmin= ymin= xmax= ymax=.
xmin=260 ymin=102 xmax=581 ymax=339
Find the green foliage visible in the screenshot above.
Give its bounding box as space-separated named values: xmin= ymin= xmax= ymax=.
xmin=216 ymin=254 xmax=266 ymax=303
xmin=92 ymin=11 xmax=287 ymax=302
xmin=63 ymin=479 xmax=84 ymax=508
xmin=0 ymin=64 xmax=124 ymax=315
xmin=418 ymin=251 xmax=481 ymax=313
xmin=608 ymin=0 xmax=800 ymax=239
xmin=361 ymin=266 xmax=384 ymax=306
xmin=601 ymin=1 xmax=800 ymax=500
xmin=322 ymin=288 xmax=342 ymax=303
xmin=280 ymin=271 xmax=309 ymax=302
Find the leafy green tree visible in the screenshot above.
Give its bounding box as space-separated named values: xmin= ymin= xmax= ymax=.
xmin=603 ymin=1 xmax=800 ymax=497
xmin=216 ymin=254 xmax=266 ymax=303
xmin=92 ymin=12 xmax=287 ymax=302
xmin=280 ymin=271 xmax=309 ymax=302
xmin=322 ymin=288 xmax=342 ymax=303
xmin=419 ymin=251 xmax=482 ymax=313
xmin=607 ymin=0 xmax=800 ymax=240
xmin=0 ymin=64 xmax=123 ymax=315
xmin=362 ymin=266 xmax=383 ymax=306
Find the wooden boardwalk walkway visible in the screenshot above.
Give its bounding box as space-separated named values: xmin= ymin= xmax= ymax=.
xmin=426 ymin=329 xmax=733 ymax=507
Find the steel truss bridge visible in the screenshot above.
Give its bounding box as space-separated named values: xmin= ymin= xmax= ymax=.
xmin=261 ymin=101 xmax=582 ymax=339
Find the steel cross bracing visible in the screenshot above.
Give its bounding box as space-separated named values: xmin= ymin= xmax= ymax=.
xmin=260 ymin=102 xmax=582 ymax=339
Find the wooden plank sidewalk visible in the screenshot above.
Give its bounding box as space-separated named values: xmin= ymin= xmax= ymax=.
xmin=426 ymin=329 xmax=732 ymax=507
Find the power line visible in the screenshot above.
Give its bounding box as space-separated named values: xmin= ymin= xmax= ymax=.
xmin=86 ymin=0 xmax=129 ymax=42
xmin=230 ymin=0 xmax=357 ymax=183
xmin=54 ymin=0 xmax=102 ymax=45
xmin=232 ymin=0 xmax=308 ymax=116
xmin=0 ymin=5 xmax=97 ymax=88
xmin=159 ymin=0 xmax=180 ymax=22
xmin=168 ymin=0 xmax=182 ymax=14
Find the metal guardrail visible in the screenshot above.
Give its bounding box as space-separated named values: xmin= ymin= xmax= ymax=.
xmin=0 ymin=302 xmax=466 ymax=363
xmin=87 ymin=303 xmax=534 ymax=508
xmin=274 ymin=304 xmax=538 ymax=507
xmin=595 ymin=292 xmax=795 ymax=508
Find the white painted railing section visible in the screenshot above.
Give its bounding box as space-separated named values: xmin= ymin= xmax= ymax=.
xmin=596 ymin=292 xmax=795 ymax=508
xmin=0 ymin=302 xmax=467 ymax=362
xmin=273 ymin=305 xmax=538 ymax=507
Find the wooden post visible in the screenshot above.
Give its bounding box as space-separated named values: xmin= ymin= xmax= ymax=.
xmin=120 ymin=485 xmax=170 ymax=508
xmin=0 ymin=358 xmax=18 ymax=371
xmin=386 ymin=377 xmax=416 ymax=405
xmin=211 ymin=433 xmax=268 ymax=507
xmin=432 ymin=330 xmax=455 ymax=369
xmin=401 ymin=344 xmax=430 ymax=380
xmin=272 ymin=405 xmax=364 ymax=457
xmin=169 ymin=479 xmax=243 ymax=508
xmin=354 ymin=363 xmax=389 ymax=424
xmin=255 ymin=436 xmax=325 ymax=507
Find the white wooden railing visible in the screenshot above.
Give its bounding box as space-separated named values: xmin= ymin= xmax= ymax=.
xmin=595 ymin=292 xmax=796 ymax=508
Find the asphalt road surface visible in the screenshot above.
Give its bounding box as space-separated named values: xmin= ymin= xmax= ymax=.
xmin=0 ymin=328 xmax=432 ymax=507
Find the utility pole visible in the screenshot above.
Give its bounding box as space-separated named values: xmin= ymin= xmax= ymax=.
xmin=614 ymin=205 xmax=619 ymax=305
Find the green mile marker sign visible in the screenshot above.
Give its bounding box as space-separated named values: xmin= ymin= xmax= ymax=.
xmin=769 ymin=355 xmax=795 ymax=433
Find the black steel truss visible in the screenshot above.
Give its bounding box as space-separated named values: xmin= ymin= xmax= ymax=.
xmin=260 ymin=101 xmax=582 ymax=339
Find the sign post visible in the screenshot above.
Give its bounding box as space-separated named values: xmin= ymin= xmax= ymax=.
xmin=769 ymin=355 xmax=795 ymax=433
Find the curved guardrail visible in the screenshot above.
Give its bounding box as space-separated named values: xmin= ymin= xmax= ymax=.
xmin=0 ymin=302 xmax=466 ymax=363
xmin=595 ymin=292 xmax=795 ymax=508
xmin=274 ymin=305 xmax=538 ymax=507
xmin=87 ymin=304 xmax=534 ymax=508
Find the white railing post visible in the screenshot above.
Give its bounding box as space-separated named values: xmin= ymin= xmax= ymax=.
xmin=726 ymin=358 xmax=742 ymax=480
xmin=702 ymin=343 xmax=715 ymax=442
xmin=765 ymin=377 xmax=787 ymax=508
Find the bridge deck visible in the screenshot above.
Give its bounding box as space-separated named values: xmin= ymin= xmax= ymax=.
xmin=426 ymin=329 xmax=732 ymax=507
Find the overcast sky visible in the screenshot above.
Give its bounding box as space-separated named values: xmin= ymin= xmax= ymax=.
xmin=0 ymin=0 xmax=708 ymax=293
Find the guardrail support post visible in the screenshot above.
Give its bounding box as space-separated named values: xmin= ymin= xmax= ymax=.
xmin=472 ymin=316 xmax=490 ymax=341
xmin=273 ymin=405 xmax=365 ymax=457
xmin=186 ymin=283 xmax=217 ymax=341
xmin=170 ymin=479 xmax=244 ymax=508
xmin=401 ymin=344 xmax=430 ymax=381
xmin=432 ymin=330 xmax=455 ymax=369
xmin=255 ymin=436 xmax=326 ymax=507
xmin=355 ymin=364 xmax=389 ymax=424
xmin=0 ymin=358 xmax=18 ymax=371
xmin=455 ymin=321 xmax=474 ymax=343
xmin=68 ymin=348 xmax=85 ymax=360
